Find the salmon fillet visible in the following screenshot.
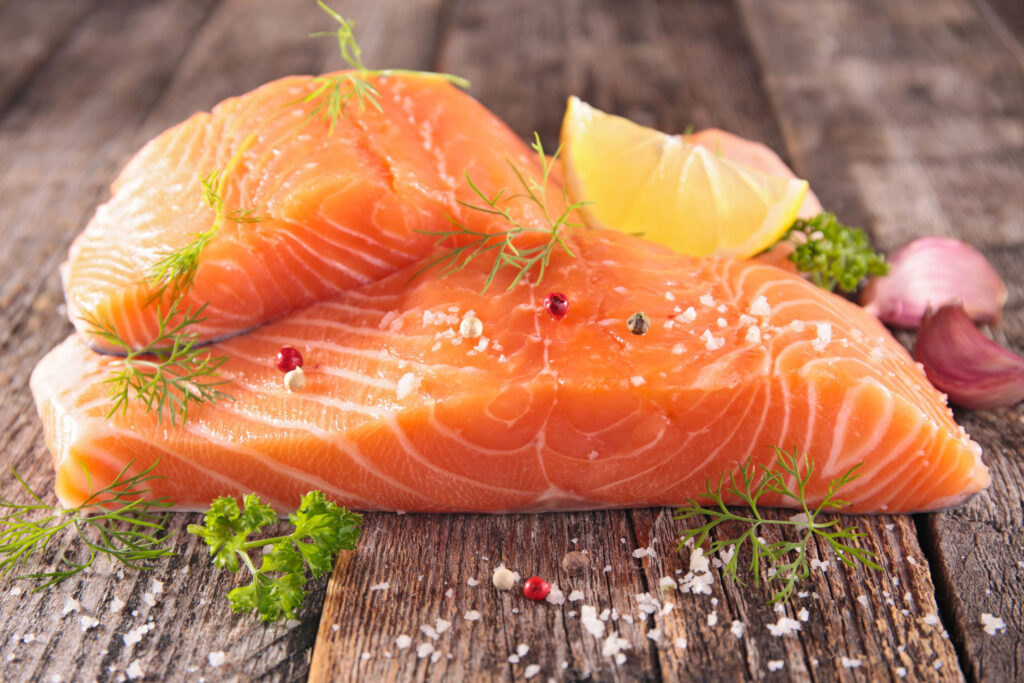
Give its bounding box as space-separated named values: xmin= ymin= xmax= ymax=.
xmin=63 ymin=72 xmax=555 ymax=352
xmin=33 ymin=230 xmax=988 ymax=513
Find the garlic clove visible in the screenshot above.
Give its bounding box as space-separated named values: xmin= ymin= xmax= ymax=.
xmin=915 ymin=303 xmax=1024 ymax=410
xmin=861 ymin=237 xmax=1006 ymax=328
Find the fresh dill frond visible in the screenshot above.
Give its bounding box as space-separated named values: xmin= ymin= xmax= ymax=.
xmin=301 ymin=2 xmax=469 ymax=130
xmin=414 ymin=133 xmax=588 ymax=292
xmin=675 ymin=446 xmax=881 ymax=605
xmin=146 ymin=135 xmax=260 ymax=304
xmin=0 ymin=460 xmax=175 ymax=590
xmin=782 ymin=212 xmax=889 ymax=293
xmin=81 ymin=301 xmax=233 ymax=426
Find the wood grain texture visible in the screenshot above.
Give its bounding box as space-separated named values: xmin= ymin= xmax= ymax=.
xmin=0 ymin=1 xmax=345 ymax=681
xmin=2 ymin=0 xmax=1021 ymax=681
xmin=739 ymin=0 xmax=1024 ymax=679
xmin=307 ymin=0 xmax=963 ymax=680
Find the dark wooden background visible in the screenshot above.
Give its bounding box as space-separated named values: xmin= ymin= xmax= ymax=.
xmin=1 ymin=0 xmax=1022 ymax=681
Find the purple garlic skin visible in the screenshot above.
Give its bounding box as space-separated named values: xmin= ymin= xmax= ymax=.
xmin=862 ymin=237 xmax=1006 ymax=328
xmin=915 ymin=303 xmax=1024 ymax=410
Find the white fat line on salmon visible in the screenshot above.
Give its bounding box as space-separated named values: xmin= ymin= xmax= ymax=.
xmin=380 ymin=414 xmax=539 ymax=496
xmin=824 ymin=380 xmax=893 ymax=480
xmin=72 ymin=438 xmax=293 ymax=512
xmin=612 ymin=386 xmax=758 ymax=496
xmin=124 ymin=371 xmax=434 ymax=505
xmin=849 ymin=422 xmax=928 ymax=503
xmin=240 ymin=333 xmax=491 ymax=377
xmin=176 ymin=419 xmax=378 ymax=506
xmin=279 ymin=215 xmax=403 ymax=272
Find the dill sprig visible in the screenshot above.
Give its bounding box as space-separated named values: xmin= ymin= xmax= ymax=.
xmin=146 ymin=134 xmax=260 ymax=305
xmin=414 ymin=133 xmax=588 ymax=292
xmin=675 ymin=446 xmax=881 ymax=604
xmin=301 ymin=1 xmax=469 ymax=131
xmin=81 ymin=300 xmax=233 ymax=426
xmin=0 ymin=460 xmax=175 ymax=590
xmin=782 ymin=212 xmax=889 ymax=293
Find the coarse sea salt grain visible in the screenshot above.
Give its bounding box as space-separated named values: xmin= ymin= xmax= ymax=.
xmin=810 ymin=559 xmax=829 ymax=572
xmin=749 ymin=295 xmax=771 ymax=316
xmin=745 ymin=325 xmax=761 ymax=343
xmin=126 ymin=660 xmax=145 ymax=680
xmin=369 ymin=582 xmax=389 ymax=592
xmin=417 ymin=643 xmax=435 ymax=659
xmin=680 ymin=306 xmax=697 ymax=323
xmin=768 ymin=660 xmax=785 ymax=672
xmin=767 ymin=617 xmax=801 ymax=637
xmin=581 ymin=605 xmax=605 ymax=639
xmin=672 ymin=343 xmax=685 ymax=355
xmin=730 ymin=621 xmax=745 ymax=638
xmin=62 ymin=597 xmax=81 ymax=616
xmin=395 ymin=635 xmax=412 ymax=650
xmin=80 ymin=616 xmax=100 ymax=632
xmin=707 ymin=612 xmax=718 ymax=627
xmin=699 ymin=294 xmax=715 ymax=307
xmin=659 ymin=576 xmax=678 ymax=591
xmin=467 ymin=578 xmax=479 ymax=587
xmin=812 ymin=322 xmax=832 ymax=352
xmin=546 ymin=585 xmax=566 ymax=605
xmin=464 ymin=610 xmax=481 ymax=622
xmin=630 ymin=375 xmax=646 ymax=387
xmin=981 ymin=613 xmax=1007 ymax=635
xmin=568 ymin=590 xmax=585 ymax=602
xmin=840 ymin=656 xmax=862 ymax=669
xmin=208 ymin=651 xmax=226 ymax=668
xmin=524 ymin=664 xmax=541 ymax=679
xmin=923 ymin=613 xmax=941 ymax=626
xmin=396 ymin=373 xmax=421 ymax=400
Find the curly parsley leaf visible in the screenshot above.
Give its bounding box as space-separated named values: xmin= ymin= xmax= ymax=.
xmin=188 ymin=490 xmax=362 ymax=622
xmin=782 ymin=212 xmax=889 ymax=293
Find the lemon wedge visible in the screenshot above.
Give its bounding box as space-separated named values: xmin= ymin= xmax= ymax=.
xmin=560 ymin=97 xmax=808 ymax=258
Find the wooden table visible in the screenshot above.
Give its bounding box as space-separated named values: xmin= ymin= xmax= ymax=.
xmin=1 ymin=1 xmax=1022 ymax=680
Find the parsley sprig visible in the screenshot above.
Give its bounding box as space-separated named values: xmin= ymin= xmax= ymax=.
xmin=188 ymin=491 xmax=362 ymax=622
xmin=675 ymin=446 xmax=881 ymax=604
xmin=302 ymin=2 xmax=469 ymax=131
xmin=414 ymin=133 xmax=588 ymax=292
xmin=782 ymin=212 xmax=889 ymax=293
xmin=81 ymin=301 xmax=233 ymax=426
xmin=0 ymin=460 xmax=175 ymax=589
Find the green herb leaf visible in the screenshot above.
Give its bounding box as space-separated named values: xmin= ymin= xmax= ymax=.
xmin=414 ymin=133 xmax=589 ymax=292
xmin=80 ymin=300 xmax=234 ymax=427
xmin=301 ymin=2 xmax=469 ymax=130
xmin=146 ymin=135 xmax=260 ymax=305
xmin=674 ymin=446 xmax=881 ymax=605
xmin=0 ymin=459 xmax=176 ymax=590
xmin=782 ymin=212 xmax=889 ymax=293
xmin=189 ymin=490 xmax=362 ymax=623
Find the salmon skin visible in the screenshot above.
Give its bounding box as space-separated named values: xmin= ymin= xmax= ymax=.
xmin=33 ymin=229 xmax=988 ymax=514
xmin=62 ymin=72 xmax=557 ymax=352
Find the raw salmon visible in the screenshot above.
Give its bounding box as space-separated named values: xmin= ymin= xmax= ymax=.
xmin=63 ymin=72 xmax=557 ymax=352
xmin=33 ymin=229 xmax=988 ymax=514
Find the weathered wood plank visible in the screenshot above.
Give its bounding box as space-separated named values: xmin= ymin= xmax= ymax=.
xmin=0 ymin=0 xmax=98 ymax=115
xmin=311 ymin=512 xmax=656 ymax=682
xmin=307 ymin=0 xmax=965 ymax=680
xmin=0 ymin=0 xmax=351 ymax=681
xmin=739 ymin=0 xmax=1024 ymax=679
